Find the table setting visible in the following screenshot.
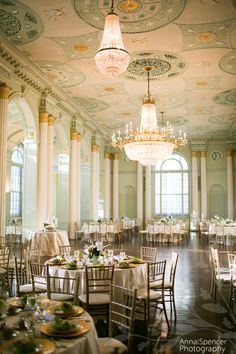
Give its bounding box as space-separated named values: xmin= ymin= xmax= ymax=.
xmin=0 ymin=294 xmax=100 ymax=354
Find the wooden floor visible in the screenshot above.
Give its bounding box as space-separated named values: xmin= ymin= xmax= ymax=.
xmin=85 ymin=231 xmax=236 ymax=353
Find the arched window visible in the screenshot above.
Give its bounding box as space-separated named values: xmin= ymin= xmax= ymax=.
xmin=154 ymin=153 xmax=189 ymax=216
xmin=10 ymin=145 xmax=23 ymax=218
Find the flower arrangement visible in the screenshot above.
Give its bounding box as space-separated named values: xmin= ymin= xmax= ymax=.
xmin=85 ymin=241 xmax=103 ymax=259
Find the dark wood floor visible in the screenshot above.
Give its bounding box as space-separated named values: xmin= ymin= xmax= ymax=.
xmin=86 ymin=231 xmax=236 ymax=353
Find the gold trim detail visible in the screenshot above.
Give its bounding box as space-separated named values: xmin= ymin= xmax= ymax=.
xmin=70 ymin=131 xmax=78 ymax=140
xmin=77 ymin=133 xmax=81 ymax=142
xmin=113 ymin=153 xmax=119 ymax=160
xmin=0 ymin=84 xmax=10 ymax=99
xmin=39 ymin=112 xmax=48 ymax=123
xmin=200 ymin=151 xmax=206 ymax=158
xmin=226 ymin=148 xmax=233 ymax=157
xmin=48 ymin=115 xmax=54 ymax=126
xmin=104 ymin=152 xmax=110 ymax=159
xmin=91 ymin=144 xmax=99 ymax=152
xmin=191 ymin=151 xmax=199 ymax=158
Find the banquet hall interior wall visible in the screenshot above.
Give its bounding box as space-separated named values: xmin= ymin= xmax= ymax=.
xmin=3 ymin=92 xmax=236 ymax=239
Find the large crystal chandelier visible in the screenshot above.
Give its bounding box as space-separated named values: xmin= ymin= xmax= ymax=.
xmin=111 ymin=67 xmax=187 ymax=166
xmin=95 ymin=0 xmax=129 ymax=78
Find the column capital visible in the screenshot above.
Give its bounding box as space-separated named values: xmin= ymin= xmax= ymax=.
xmin=191 ymin=151 xmax=199 ymax=158
xmin=104 ymin=152 xmax=110 ymax=159
xmin=48 ymin=114 xmax=55 ymax=126
xmin=113 ymin=153 xmax=119 ymax=160
xmin=77 ymin=133 xmax=81 ymax=142
xmin=0 ymin=84 xmax=10 ymax=99
xmin=39 ymin=112 xmax=48 ymax=123
xmin=91 ymin=144 xmax=99 ymax=152
xmin=70 ymin=131 xmax=77 ymax=140
xmin=200 ymin=151 xmax=206 ymax=158
xmin=226 ymin=148 xmax=233 ymax=157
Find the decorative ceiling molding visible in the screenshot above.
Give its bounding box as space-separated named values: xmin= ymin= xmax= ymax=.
xmin=219 ymin=50 xmax=236 ymax=74
xmin=184 ymin=76 xmax=221 ymax=90
xmin=213 ymin=88 xmax=236 ymax=105
xmin=0 ymin=0 xmax=44 ymax=45
xmin=73 ymin=0 xmax=186 ymax=34
xmin=74 ymin=96 xmax=110 ymax=113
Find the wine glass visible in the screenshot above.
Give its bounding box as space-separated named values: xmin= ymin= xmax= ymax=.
xmin=108 ymin=249 xmax=113 ymax=259
xmin=119 ymin=251 xmax=126 ymax=261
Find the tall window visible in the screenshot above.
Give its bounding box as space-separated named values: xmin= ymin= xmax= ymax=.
xmin=10 ymin=146 xmax=23 ymax=218
xmin=154 ymin=153 xmax=189 ymax=216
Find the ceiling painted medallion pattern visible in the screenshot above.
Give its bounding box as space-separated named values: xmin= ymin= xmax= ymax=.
xmin=178 ymin=19 xmax=235 ymax=51
xmin=219 ymin=50 xmax=236 ymax=74
xmin=213 ymin=88 xmax=236 ymax=105
xmin=73 ymin=0 xmax=186 ymax=33
xmin=49 ymin=32 xmax=99 ymax=60
xmin=36 ymin=61 xmax=85 ymax=88
xmin=0 ymin=0 xmax=43 ymax=45
xmin=184 ymin=76 xmax=221 ymax=90
xmin=74 ymin=97 xmax=110 ymax=112
xmin=125 ymin=51 xmax=186 ymax=81
xmin=208 ymin=112 xmax=236 ymax=125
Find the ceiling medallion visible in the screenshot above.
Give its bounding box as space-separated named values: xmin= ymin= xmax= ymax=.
xmin=73 ymin=0 xmax=186 ymax=33
xmin=117 ymin=0 xmax=142 ymax=13
xmin=195 ymin=31 xmax=216 ymax=42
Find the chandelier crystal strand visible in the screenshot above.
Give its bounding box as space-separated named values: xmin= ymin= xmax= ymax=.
xmin=95 ymin=0 xmax=130 ymax=78
xmin=111 ymin=67 xmax=187 ymax=165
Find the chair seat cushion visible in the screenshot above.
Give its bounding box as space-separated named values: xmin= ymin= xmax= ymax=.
xmin=79 ymin=293 xmax=110 ymax=305
xmin=19 ymin=283 xmax=47 ymax=293
xmin=150 ymin=280 xmax=172 ymax=289
xmin=49 ymin=293 xmax=74 ymax=301
xmin=98 ymin=337 xmax=127 ymax=354
xmin=137 ymin=288 xmax=162 ymax=300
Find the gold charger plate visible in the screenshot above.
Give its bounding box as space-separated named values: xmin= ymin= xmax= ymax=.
xmin=48 ymin=304 xmax=84 ymax=317
xmin=40 ymin=320 xmax=91 ymax=338
xmin=130 ymin=259 xmax=145 ymax=264
xmin=0 ymin=338 xmax=55 ymax=354
xmin=7 ymin=297 xmax=25 ymax=308
xmin=61 ymin=265 xmax=78 ymax=270
xmin=117 ymin=264 xmax=136 ymax=269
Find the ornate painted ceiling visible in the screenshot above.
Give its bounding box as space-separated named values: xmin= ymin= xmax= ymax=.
xmin=0 ymin=0 xmax=236 ymax=141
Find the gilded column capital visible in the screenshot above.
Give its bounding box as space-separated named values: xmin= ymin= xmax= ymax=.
xmin=226 ymin=148 xmax=233 ymax=157
xmin=191 ymin=151 xmax=199 ymax=158
xmin=113 ymin=153 xmax=119 ymax=160
xmin=39 ymin=112 xmax=48 ymax=123
xmin=70 ymin=131 xmax=77 ymax=140
xmin=48 ymin=114 xmax=54 ymax=126
xmin=0 ymin=84 xmax=10 ymax=99
xmin=200 ymin=151 xmax=206 ymax=158
xmin=77 ymin=133 xmax=81 ymax=142
xmin=91 ymin=144 xmax=99 ymax=153
xmin=104 ymin=152 xmax=110 ymax=159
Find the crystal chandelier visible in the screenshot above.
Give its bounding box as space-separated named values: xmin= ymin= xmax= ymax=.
xmin=111 ymin=67 xmax=187 ymax=166
xmin=95 ymin=0 xmax=130 ymax=78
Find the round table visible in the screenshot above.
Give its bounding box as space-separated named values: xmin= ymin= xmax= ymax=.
xmin=30 ymin=230 xmax=70 ymax=256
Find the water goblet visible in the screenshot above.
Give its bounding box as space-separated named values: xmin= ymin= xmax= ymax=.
xmin=119 ymin=251 xmax=126 ymax=261
xmin=108 ymin=249 xmax=113 ymax=259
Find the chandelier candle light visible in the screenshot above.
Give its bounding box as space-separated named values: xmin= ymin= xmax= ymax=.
xmin=95 ymin=0 xmax=130 ymax=77
xmin=111 ymin=67 xmax=187 ymax=166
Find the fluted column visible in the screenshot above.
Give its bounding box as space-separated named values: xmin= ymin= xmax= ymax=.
xmin=0 ymin=84 xmax=10 ymax=236
xmin=104 ymin=152 xmax=111 ymax=218
xmin=200 ymin=151 xmax=207 ymax=219
xmin=91 ymin=144 xmax=100 ymax=221
xmin=37 ymin=112 xmax=48 ymax=228
xmin=76 ymin=133 xmax=81 ymax=230
xmin=69 ymin=131 xmax=78 ymax=237
xmin=137 ymin=163 xmax=143 ymax=228
xmin=113 ymin=153 xmax=119 ymax=219
xmin=226 ymin=149 xmax=234 ymax=218
xmin=145 ymin=166 xmax=151 ymax=226
xmin=192 ymin=151 xmax=199 ymax=221
xmin=46 ymin=114 xmax=54 ymax=220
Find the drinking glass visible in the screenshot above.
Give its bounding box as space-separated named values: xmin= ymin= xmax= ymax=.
xmin=108 ymin=249 xmax=113 ymax=259
xmin=119 ymin=251 xmax=126 ymax=261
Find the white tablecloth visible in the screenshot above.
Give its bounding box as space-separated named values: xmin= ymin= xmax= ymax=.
xmin=30 ymin=230 xmax=70 ymax=256
xmin=2 ymin=304 xmax=100 ymax=354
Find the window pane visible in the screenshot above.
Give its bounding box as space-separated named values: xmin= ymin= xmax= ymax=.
xmin=12 ymin=149 xmax=23 ymax=164
xmin=161 ymin=159 xmax=181 ymax=171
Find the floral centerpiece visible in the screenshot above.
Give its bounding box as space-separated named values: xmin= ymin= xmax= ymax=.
xmin=85 ymin=241 xmax=103 ymax=259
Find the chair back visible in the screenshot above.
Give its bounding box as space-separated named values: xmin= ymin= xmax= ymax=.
xmin=109 ymin=284 xmax=137 ymax=352
xmin=59 ymin=245 xmax=75 ymax=256
xmin=29 ymin=261 xmax=47 ymax=293
xmin=46 ymin=264 xmax=80 ymax=303
xmin=0 ymin=246 xmax=10 ymax=269
xmin=169 ymin=252 xmax=179 ymax=286
xmin=148 ymin=260 xmax=166 ymax=293
xmin=85 ymin=265 xmax=114 ymax=304
xmin=107 ymin=244 xmax=125 ymax=256
xmin=140 ymin=246 xmax=157 ymax=263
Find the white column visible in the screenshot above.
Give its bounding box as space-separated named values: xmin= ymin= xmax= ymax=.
xmin=113 ymin=153 xmax=119 ymax=219
xmin=192 ymin=151 xmax=199 ymax=222
xmin=226 ymin=148 xmax=234 ymax=218
xmin=91 ymin=144 xmax=100 ymax=221
xmin=137 ymin=163 xmax=143 ymax=228
xmin=200 ymin=151 xmax=207 ymax=219
xmin=37 ymin=112 xmax=48 ymax=229
xmin=76 ymin=133 xmax=81 ymax=230
xmin=145 ymin=166 xmax=151 ymax=226
xmin=0 ymin=84 xmax=9 ymax=236
xmin=46 ymin=115 xmax=54 ymax=221
xmin=69 ymin=131 xmax=78 ymax=238
xmin=104 ymin=152 xmax=111 ymax=218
